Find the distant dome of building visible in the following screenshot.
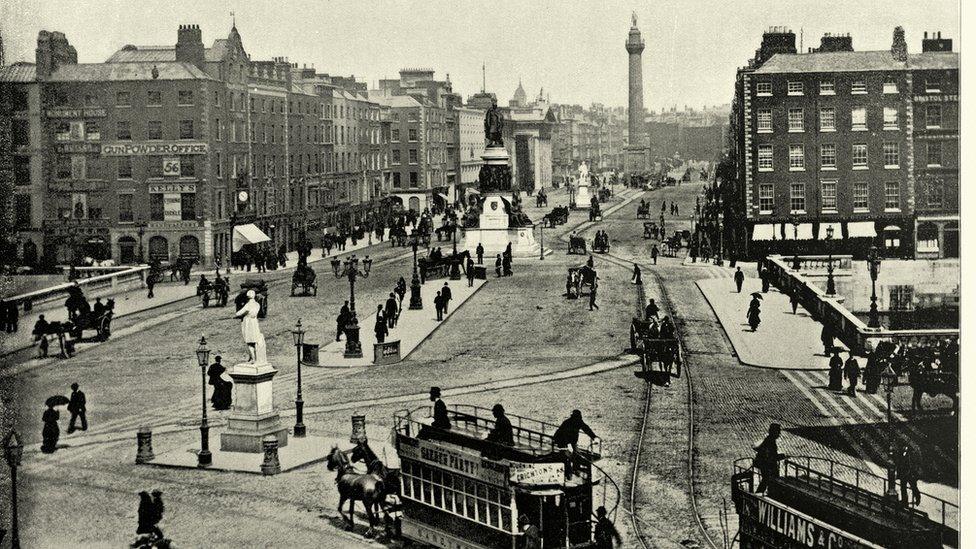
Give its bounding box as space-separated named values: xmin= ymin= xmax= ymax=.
xmin=510 ymin=78 xmax=527 ymax=107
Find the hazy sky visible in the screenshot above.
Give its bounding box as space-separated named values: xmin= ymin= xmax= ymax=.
xmin=1 ymin=0 xmax=960 ymax=110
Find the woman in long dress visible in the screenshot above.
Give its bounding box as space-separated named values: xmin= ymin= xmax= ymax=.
xmin=41 ymin=403 xmax=60 ymax=453
xmin=207 ymin=355 xmax=233 ymax=410
xmin=234 ymin=290 xmax=261 ymax=362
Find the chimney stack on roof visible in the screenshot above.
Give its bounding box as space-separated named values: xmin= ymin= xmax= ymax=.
xmin=815 ymin=33 xmax=853 ymax=52
xmin=35 ymin=30 xmax=77 ymax=79
xmin=891 ymin=26 xmax=908 ymax=62
xmin=922 ymin=30 xmax=953 ymax=52
xmin=176 ymin=23 xmax=205 ymax=70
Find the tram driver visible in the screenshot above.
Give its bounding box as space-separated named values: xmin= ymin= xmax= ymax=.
xmin=553 ymin=410 xmax=600 ymax=479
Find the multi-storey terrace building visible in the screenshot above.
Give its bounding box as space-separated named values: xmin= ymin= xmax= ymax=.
xmin=727 ymin=26 xmax=958 ymax=260
xmin=0 ymin=23 xmax=394 ymax=268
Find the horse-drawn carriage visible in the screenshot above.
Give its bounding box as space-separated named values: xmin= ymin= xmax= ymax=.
xmin=637 ymin=202 xmax=651 ymax=219
xmin=635 ymin=336 xmax=682 ymax=386
xmin=544 ymin=206 xmax=569 ymax=227
xmin=643 ymin=221 xmax=658 ymax=239
xmin=588 ymin=202 xmax=602 ymax=222
xmin=199 ymin=279 xmax=229 ymax=307
xmin=592 ymin=233 xmax=610 ymax=254
xmin=598 ymin=187 xmax=611 ymax=202
xmin=567 ymin=234 xmax=587 ymax=255
xmin=235 ymin=279 xmax=269 ymax=318
xmin=566 ymin=265 xmax=598 ymax=298
xmin=434 ymin=223 xmax=456 ymax=242
xmin=290 ymin=264 xmax=318 ymax=296
xmin=389 ymin=226 xmax=410 ymax=247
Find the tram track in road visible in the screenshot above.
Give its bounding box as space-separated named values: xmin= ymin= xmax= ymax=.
xmin=582 ymin=192 xmax=722 ymax=549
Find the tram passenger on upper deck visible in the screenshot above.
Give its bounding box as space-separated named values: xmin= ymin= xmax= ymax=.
xmin=485 ymin=404 xmax=514 ymax=447
xmin=430 ymin=386 xmax=451 ymax=430
xmin=553 ymin=410 xmax=600 ymax=478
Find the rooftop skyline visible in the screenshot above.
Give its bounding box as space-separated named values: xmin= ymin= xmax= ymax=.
xmin=0 ymin=0 xmax=960 ymax=109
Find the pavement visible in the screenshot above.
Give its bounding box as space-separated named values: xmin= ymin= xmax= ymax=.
xmin=316 ymin=277 xmax=487 ymax=367
xmin=697 ymin=276 xmax=850 ymax=370
xmin=0 ymin=225 xmax=418 ymax=360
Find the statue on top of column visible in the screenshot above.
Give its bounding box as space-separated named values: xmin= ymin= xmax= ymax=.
xmin=484 ymin=97 xmax=504 ymax=147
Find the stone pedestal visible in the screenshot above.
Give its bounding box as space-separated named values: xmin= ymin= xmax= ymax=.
xmin=575 ymin=184 xmax=592 ymax=209
xmin=480 ymin=195 xmax=510 ymax=229
xmin=461 ymin=225 xmax=541 ymax=258
xmin=220 ymin=361 xmax=288 ymax=453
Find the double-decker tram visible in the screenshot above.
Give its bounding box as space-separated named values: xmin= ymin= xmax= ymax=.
xmin=393 ymin=404 xmax=620 ymax=549
xmin=731 ymin=456 xmax=958 ymax=549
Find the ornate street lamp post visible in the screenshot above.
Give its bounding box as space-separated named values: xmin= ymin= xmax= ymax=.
xmin=867 ymin=245 xmax=882 ymax=328
xmin=195 ymin=336 xmax=212 ymax=467
xmin=825 ymin=226 xmax=836 ymax=296
xmin=291 ymin=319 xmax=306 ymax=437
xmin=539 ymin=219 xmax=545 ymax=261
xmin=881 ymin=364 xmax=898 ymax=500
xmin=3 ymin=430 xmax=23 ymax=549
xmin=331 ymin=254 xmax=373 ymax=358
xmin=409 ymin=238 xmax=423 ymax=310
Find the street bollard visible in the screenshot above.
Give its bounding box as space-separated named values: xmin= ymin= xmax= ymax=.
xmin=135 ymin=427 xmax=155 ymax=464
xmin=261 ymin=435 xmax=281 ymax=476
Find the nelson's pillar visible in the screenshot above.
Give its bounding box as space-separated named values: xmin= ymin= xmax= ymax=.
xmin=625 ymin=13 xmax=649 ymax=173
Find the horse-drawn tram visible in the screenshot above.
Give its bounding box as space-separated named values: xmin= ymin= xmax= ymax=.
xmin=732 ymin=456 xmax=958 ymax=549
xmin=393 ymin=405 xmax=618 ymax=549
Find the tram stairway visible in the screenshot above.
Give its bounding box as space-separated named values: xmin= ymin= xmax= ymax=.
xmin=769 ymin=472 xmax=954 ymax=549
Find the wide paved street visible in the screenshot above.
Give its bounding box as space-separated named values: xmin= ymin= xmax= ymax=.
xmin=0 ymin=166 xmax=957 ymax=548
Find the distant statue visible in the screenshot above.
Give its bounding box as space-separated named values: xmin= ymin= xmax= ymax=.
xmin=632 ymin=11 xmax=638 ymax=27
xmin=484 ymin=98 xmax=504 ymax=147
xmin=578 ymin=161 xmax=590 ymax=185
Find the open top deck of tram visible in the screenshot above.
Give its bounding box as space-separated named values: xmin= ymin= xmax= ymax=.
xmin=392 ymin=405 xmax=617 ymax=549
xmin=732 ymin=456 xmax=958 ymax=549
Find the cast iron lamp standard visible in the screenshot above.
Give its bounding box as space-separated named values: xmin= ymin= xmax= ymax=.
xmin=409 ymin=237 xmax=423 ymax=310
xmin=867 ymin=245 xmax=882 ymax=328
xmin=291 ymin=319 xmax=306 ymax=437
xmin=331 ymin=254 xmax=373 ymax=358
xmin=882 ymin=364 xmax=898 ymax=500
xmin=825 ymin=226 xmax=836 ymax=296
xmin=195 ymin=336 xmax=212 ymax=467
xmin=3 ymin=430 xmax=23 ymax=549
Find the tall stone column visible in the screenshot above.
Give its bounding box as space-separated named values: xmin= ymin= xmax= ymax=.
xmin=626 ymin=14 xmax=648 ymax=172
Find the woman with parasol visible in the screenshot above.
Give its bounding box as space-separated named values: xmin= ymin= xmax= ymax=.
xmin=41 ymin=395 xmax=69 ymax=453
xmin=747 ymin=292 xmax=763 ymax=332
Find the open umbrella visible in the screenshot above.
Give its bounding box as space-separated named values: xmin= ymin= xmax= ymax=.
xmin=45 ymin=395 xmax=70 ymax=407
xmin=750 ymin=292 xmax=764 ymax=300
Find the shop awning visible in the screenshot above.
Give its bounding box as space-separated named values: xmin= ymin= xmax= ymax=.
xmin=465 ymin=188 xmax=481 ymax=195
xmin=233 ymin=224 xmax=270 ymax=252
xmin=433 ymin=193 xmax=448 ymax=204
xmin=751 ymin=224 xmax=777 ymax=241
xmin=783 ymin=223 xmax=814 ymax=240
xmin=883 ymin=225 xmax=902 ymax=232
xmin=817 ymin=222 xmax=843 ymax=240
xmin=848 ymin=221 xmax=877 ymax=238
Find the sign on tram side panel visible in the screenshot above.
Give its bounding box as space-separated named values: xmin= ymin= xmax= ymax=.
xmin=397 ymin=436 xmax=509 ymax=486
xmin=737 ymin=492 xmax=883 ymax=549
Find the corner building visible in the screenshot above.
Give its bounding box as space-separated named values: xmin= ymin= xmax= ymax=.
xmin=728 ymin=27 xmax=958 ymax=259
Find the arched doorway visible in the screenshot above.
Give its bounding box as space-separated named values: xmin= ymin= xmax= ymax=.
xmin=148 ymin=236 xmax=169 ymax=263
xmin=943 ymin=222 xmax=958 ymax=258
xmin=118 ymin=236 xmax=137 ymax=264
xmin=179 ymin=235 xmax=200 ymax=262
xmin=882 ymin=226 xmax=902 ymax=256
xmin=408 ymin=196 xmax=421 ymax=212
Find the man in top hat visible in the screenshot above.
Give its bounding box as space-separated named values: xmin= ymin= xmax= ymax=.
xmin=429 ymin=387 xmax=451 ymax=430
xmin=67 ymin=382 xmax=88 ymax=433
